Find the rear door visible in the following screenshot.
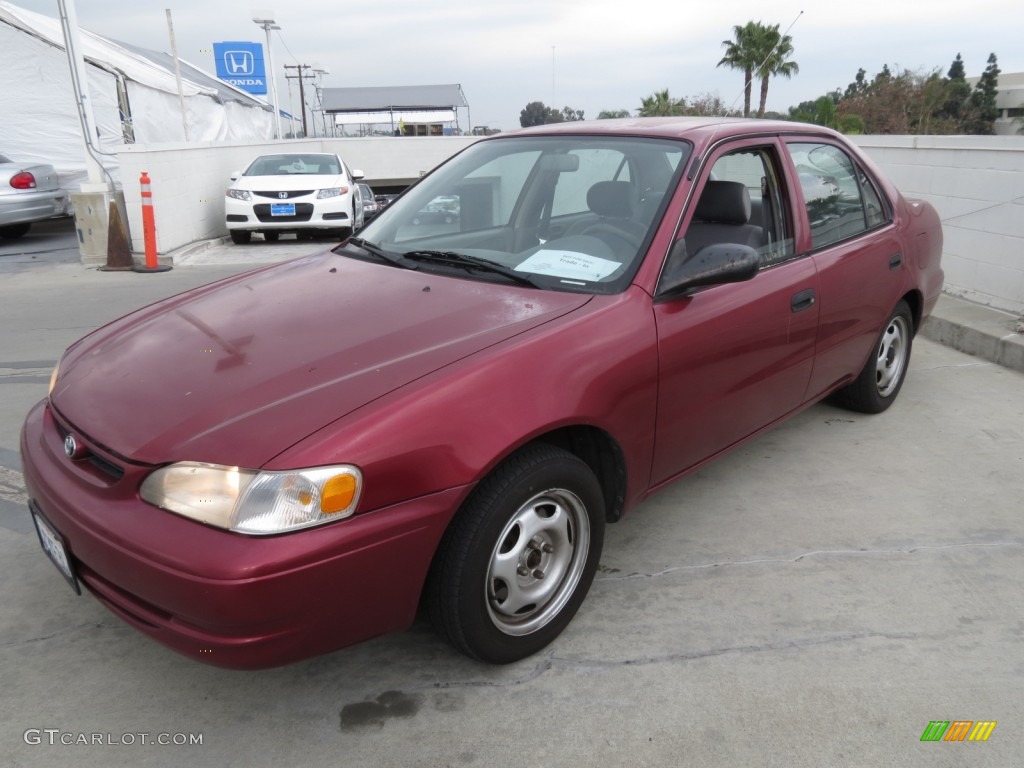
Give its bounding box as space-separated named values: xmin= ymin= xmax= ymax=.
xmin=782 ymin=140 xmax=905 ymax=399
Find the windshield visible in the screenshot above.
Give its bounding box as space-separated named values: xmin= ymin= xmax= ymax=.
xmin=244 ymin=154 xmax=341 ymax=176
xmin=346 ymin=135 xmax=690 ymax=293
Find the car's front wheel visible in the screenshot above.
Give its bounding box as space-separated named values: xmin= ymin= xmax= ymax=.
xmin=833 ymin=300 xmax=913 ymax=413
xmin=229 ymin=230 xmax=251 ymax=245
xmin=425 ymin=444 xmax=605 ymax=663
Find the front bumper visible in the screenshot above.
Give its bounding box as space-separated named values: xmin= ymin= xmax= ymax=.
xmin=20 ymin=400 xmax=461 ymax=669
xmin=224 ymin=192 xmax=354 ymax=232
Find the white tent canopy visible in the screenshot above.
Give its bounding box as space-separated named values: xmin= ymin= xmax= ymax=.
xmin=0 ymin=1 xmax=274 ymax=187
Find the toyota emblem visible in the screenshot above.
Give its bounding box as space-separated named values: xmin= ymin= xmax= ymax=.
xmin=278 ymin=191 xmax=288 ymax=199
xmin=64 ymin=434 xmax=78 ymax=458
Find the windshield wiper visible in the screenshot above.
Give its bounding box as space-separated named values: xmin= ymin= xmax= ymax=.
xmin=343 ymin=237 xmax=418 ymax=269
xmin=402 ymin=250 xmax=540 ymax=287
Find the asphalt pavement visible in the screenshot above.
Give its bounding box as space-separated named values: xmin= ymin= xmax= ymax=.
xmin=1 ymin=229 xmax=1022 ymax=767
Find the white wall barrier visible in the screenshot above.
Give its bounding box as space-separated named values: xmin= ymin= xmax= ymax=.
xmin=855 ymin=135 xmax=1024 ymax=316
xmin=117 ymin=136 xmax=480 ymax=259
xmin=116 ymin=134 xmax=1024 ymax=315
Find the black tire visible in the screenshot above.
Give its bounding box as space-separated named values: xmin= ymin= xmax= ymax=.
xmin=0 ymin=222 xmax=31 ymax=239
xmin=833 ymin=300 xmax=913 ymax=414
xmin=425 ymin=444 xmax=605 ymax=664
xmin=229 ymin=230 xmax=252 ymax=245
xmin=263 ymin=231 xmax=280 ymax=242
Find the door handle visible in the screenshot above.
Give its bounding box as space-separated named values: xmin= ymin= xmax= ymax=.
xmin=791 ymin=288 xmax=816 ymax=313
xmin=889 ymin=253 xmax=902 ymax=270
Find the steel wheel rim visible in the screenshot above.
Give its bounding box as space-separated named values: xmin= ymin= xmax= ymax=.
xmin=485 ymin=488 xmax=590 ymax=637
xmin=876 ymin=315 xmax=909 ymax=397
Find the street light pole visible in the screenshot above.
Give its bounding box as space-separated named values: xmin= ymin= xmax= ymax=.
xmin=252 ymin=15 xmax=282 ymax=140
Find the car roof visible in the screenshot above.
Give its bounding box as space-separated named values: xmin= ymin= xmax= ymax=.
xmin=499 ymin=117 xmax=844 ymax=143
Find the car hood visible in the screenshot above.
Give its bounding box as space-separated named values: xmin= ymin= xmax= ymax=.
xmin=234 ymin=174 xmax=345 ymax=192
xmin=52 ymin=251 xmax=590 ymax=467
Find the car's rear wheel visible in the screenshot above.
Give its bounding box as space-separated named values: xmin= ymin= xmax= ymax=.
xmin=425 ymin=444 xmax=605 ymax=663
xmin=833 ymin=300 xmax=913 ymax=413
xmin=0 ymin=222 xmax=31 ymax=239
xmin=229 ymin=230 xmax=252 ymax=245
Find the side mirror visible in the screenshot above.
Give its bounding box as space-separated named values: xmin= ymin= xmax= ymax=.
xmin=351 ymin=169 xmax=365 ymax=181
xmin=229 ymin=171 xmax=240 ymax=181
xmin=657 ymin=241 xmax=759 ymax=299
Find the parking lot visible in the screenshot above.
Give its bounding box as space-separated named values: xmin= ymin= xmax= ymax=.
xmin=1 ymin=235 xmax=1022 ymax=767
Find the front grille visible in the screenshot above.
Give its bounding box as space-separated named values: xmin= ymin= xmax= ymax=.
xmin=254 ymin=190 xmax=312 ymax=200
xmin=53 ymin=415 xmax=126 ymax=483
xmin=88 ymin=453 xmax=125 ymax=481
xmin=254 ymin=203 xmax=314 ymax=223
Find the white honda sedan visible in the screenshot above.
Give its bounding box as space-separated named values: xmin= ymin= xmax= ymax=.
xmin=225 ymin=153 xmax=364 ymax=244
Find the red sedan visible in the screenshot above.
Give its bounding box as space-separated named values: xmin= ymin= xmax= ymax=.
xmin=22 ymin=118 xmax=943 ymax=668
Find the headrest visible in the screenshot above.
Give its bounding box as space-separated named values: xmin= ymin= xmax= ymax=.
xmin=587 ymin=181 xmax=636 ymax=218
xmin=694 ymin=180 xmax=751 ymax=225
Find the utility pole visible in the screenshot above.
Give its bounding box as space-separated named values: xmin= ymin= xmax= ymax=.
xmin=284 ymin=64 xmax=313 ymax=138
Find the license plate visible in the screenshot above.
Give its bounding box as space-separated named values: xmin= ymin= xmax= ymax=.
xmin=32 ymin=510 xmax=80 ymax=594
xmin=270 ymin=203 xmax=295 ymax=216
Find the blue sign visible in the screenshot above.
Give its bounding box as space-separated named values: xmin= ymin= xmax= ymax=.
xmin=213 ymin=42 xmax=267 ymax=95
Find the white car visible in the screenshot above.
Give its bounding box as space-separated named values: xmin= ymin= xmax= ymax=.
xmin=225 ymin=153 xmax=364 ymax=244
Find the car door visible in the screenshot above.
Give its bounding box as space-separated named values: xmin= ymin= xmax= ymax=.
xmin=782 ymin=141 xmax=906 ymax=400
xmin=650 ymin=139 xmax=820 ymax=486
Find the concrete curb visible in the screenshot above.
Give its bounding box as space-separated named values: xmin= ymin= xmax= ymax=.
xmin=921 ymin=294 xmax=1024 ymax=373
xmin=161 ymin=236 xmax=229 ymax=266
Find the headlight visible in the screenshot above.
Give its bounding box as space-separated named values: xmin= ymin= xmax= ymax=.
xmin=139 ymin=462 xmax=362 ymax=535
xmin=316 ymin=187 xmax=346 ymax=199
xmin=226 ymin=189 xmax=252 ymax=201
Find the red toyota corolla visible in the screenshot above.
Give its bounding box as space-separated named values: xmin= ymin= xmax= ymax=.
xmin=22 ymin=118 xmax=943 ymax=668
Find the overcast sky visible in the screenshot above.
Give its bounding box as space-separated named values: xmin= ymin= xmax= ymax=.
xmin=11 ymin=0 xmax=1024 ymax=130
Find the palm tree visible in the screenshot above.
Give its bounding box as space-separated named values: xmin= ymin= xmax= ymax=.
xmin=639 ymin=89 xmax=682 ymax=117
xmin=717 ymin=22 xmax=761 ymax=117
xmin=753 ymin=24 xmax=799 ymax=117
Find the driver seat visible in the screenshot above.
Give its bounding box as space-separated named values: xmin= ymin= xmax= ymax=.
xmin=567 ymin=181 xmax=648 ymax=242
xmin=684 ymin=180 xmax=764 ymax=254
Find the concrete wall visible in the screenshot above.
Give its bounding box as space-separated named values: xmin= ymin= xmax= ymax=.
xmin=117 ymin=136 xmax=479 ymax=259
xmin=115 ymin=133 xmax=1024 ymax=316
xmin=854 ymin=135 xmax=1024 ymax=315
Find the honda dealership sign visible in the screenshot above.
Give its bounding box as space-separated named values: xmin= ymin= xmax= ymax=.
xmin=213 ymin=42 xmax=267 ymax=94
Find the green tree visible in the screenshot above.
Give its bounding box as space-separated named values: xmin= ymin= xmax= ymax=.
xmin=638 ymin=88 xmax=684 ymax=116
xmin=560 ymin=106 xmax=585 ymax=122
xmin=844 ymin=68 xmax=868 ymax=99
xmin=940 ymin=53 xmax=972 ymax=123
xmin=519 ymin=101 xmax=548 ymax=127
xmin=718 ymin=22 xmax=761 ymax=117
xmin=967 ymin=53 xmax=1000 ymax=134
xmin=597 ymin=109 xmax=632 ymax=119
xmin=519 ymin=101 xmax=564 ymax=127
xmin=753 ymin=23 xmax=799 ymax=117
xmin=681 ymin=92 xmax=737 ymax=117
xmin=719 ymin=21 xmax=799 ymax=118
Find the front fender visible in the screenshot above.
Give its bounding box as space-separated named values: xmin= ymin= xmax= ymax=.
xmin=270 ymin=287 xmax=660 ymax=517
